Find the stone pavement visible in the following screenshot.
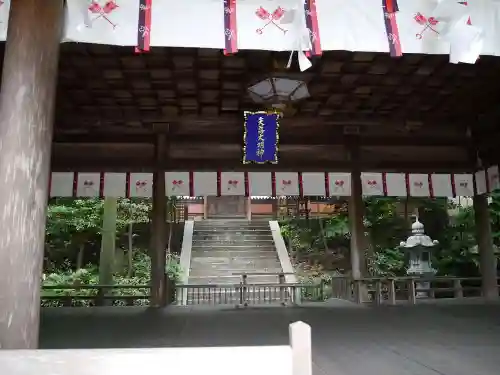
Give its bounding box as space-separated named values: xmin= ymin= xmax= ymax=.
xmin=40 ymin=299 xmax=500 ymax=375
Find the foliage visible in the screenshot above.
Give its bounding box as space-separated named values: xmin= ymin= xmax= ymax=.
xmin=45 ymin=198 xmax=152 ymax=269
xmin=45 ymin=198 xmax=103 ymax=261
xmin=165 ymin=253 xmax=183 ymax=282
xmin=42 ymin=253 xmax=168 ymax=306
xmin=281 ymin=195 xmax=499 ymax=280
xmin=280 ymin=208 xmax=349 ymax=255
xmin=42 ymin=197 xmax=184 ymax=307
xmin=116 ymin=198 xmax=152 ymax=232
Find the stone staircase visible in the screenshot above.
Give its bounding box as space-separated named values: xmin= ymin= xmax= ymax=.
xmin=188 ymin=220 xmax=283 ymax=285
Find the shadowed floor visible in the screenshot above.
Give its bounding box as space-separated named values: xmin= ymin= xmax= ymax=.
xmin=40 ymin=299 xmax=500 ymax=375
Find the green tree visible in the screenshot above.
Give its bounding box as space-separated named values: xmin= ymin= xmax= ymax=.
xmin=45 ymin=198 xmax=103 ymax=270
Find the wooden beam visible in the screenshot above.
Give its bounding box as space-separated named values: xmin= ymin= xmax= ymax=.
xmin=55 ymin=113 xmax=470 ymax=130
xmin=52 ymin=133 xmax=471 ymax=147
xmin=51 ymin=157 xmax=473 ymax=173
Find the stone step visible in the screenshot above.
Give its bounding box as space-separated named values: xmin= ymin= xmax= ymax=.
xmin=191 ymin=257 xmax=281 ymax=267
xmin=196 ymin=220 xmax=269 ymax=225
xmin=192 ymin=234 xmax=273 ymax=241
xmin=191 ymin=245 xmax=276 ymax=250
xmin=187 ymin=275 xmax=282 ymax=284
xmin=193 ymin=231 xmax=273 ymax=241
xmin=193 ymin=229 xmax=271 ymax=234
xmin=191 ymin=250 xmax=278 ymax=258
xmin=192 ymin=240 xmax=275 ymax=246
xmin=191 ymin=249 xmax=276 ymax=256
xmin=196 ymin=222 xmax=269 ymax=226
xmin=195 ymin=221 xmax=269 ymax=226
xmin=191 ymin=265 xmax=282 ymax=272
xmin=189 ymin=268 xmax=283 ymax=277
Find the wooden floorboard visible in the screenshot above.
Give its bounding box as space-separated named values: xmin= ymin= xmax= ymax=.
xmin=39 ymin=300 xmax=500 ymax=375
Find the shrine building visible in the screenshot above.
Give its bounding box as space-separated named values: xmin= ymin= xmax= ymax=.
xmin=0 ymin=0 xmax=500 ymax=349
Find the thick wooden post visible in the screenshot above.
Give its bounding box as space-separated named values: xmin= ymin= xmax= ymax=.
xmin=473 ymin=195 xmax=498 ymax=301
xmin=0 ymin=0 xmax=63 ymax=349
xmin=348 ymin=144 xmax=368 ymax=281
xmin=203 ymin=197 xmax=208 ymax=219
xmin=348 ymin=169 xmax=364 ymax=280
xmin=98 ymin=198 xmax=118 ymax=305
xmin=150 ymin=135 xmax=167 ymax=307
xmin=272 ymin=198 xmax=278 ymax=219
xmin=246 ymin=197 xmax=252 ymax=220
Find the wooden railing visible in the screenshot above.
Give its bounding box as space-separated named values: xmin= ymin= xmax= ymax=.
xmin=41 ymin=284 xmax=150 ymax=307
xmin=177 ymin=272 xmax=299 ymax=306
xmin=40 ymin=276 xmax=500 ymax=307
xmin=176 ymin=283 xmax=308 ymax=306
xmin=325 ymin=276 xmax=500 ymax=305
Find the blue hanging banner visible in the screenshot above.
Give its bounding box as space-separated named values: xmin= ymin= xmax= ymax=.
xmin=243 ymin=111 xmax=279 ymax=164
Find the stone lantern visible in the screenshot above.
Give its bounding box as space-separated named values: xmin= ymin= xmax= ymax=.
xmin=399 ymin=218 xmax=439 ymax=298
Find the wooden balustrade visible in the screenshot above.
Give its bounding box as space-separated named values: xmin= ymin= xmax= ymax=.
xmin=40 ymin=275 xmax=499 ymax=307
xmin=326 ymin=275 xmax=500 ymax=306
xmin=41 ymin=284 xmax=151 ymax=307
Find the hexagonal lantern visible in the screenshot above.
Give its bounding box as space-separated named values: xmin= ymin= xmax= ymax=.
xmin=399 ymin=217 xmax=439 ymax=298
xmin=247 ymin=77 xmax=309 ymax=114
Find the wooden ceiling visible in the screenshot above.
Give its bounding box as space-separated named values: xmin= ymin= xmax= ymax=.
xmin=49 ymin=43 xmax=500 ymax=172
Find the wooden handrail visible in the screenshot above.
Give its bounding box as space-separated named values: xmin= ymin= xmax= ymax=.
xmin=39 ymin=275 xmax=500 ymax=308
xmin=42 ymin=284 xmax=151 ymax=290
xmin=231 ymin=272 xmax=295 ymax=276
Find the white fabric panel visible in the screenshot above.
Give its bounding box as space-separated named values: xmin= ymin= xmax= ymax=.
xmin=249 ymin=172 xmax=272 ymax=196
xmin=385 ymin=173 xmax=407 ymax=197
xmin=328 ymin=173 xmax=351 ymax=197
xmin=103 ymin=173 xmax=126 ymax=197
xmin=237 ymin=0 xmax=298 ymax=52
xmin=129 ymin=173 xmax=153 ymax=197
xmin=193 ymin=172 xmax=217 ymax=196
xmin=166 ymin=172 xmax=190 ymax=196
xmin=408 ymin=174 xmax=430 ymax=197
xmin=50 ymin=172 xmax=74 ymax=197
xmin=487 ymin=165 xmax=500 ymax=192
xmin=397 ymin=0 xmax=450 ymax=56
xmin=317 ymin=0 xmax=387 ymax=53
xmin=76 ymin=173 xmax=101 ymax=197
xmin=64 ymin=0 xmax=140 ymax=46
xmin=430 ymin=174 xmax=453 ymax=197
xmin=473 ymin=1 xmax=500 ymax=57
xmin=361 ymin=173 xmax=384 ymax=196
xmin=301 ymin=173 xmax=326 ymax=196
xmin=54 ymin=0 xmax=500 ymax=60
xmin=221 ymin=172 xmax=245 ymax=196
xmin=0 ymin=0 xmax=10 ymax=41
xmin=151 ymin=0 xmax=223 ymax=48
xmin=453 ymin=173 xmax=474 ymax=196
xmin=475 ymin=170 xmax=487 ymax=195
xmin=275 ymin=172 xmax=299 ymax=196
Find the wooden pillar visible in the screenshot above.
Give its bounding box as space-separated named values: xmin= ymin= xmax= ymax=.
xmin=473 ymin=194 xmax=499 ymax=301
xmin=150 ymin=135 xmax=167 ymax=307
xmin=272 ymin=198 xmax=279 ymax=219
xmin=348 ymin=143 xmax=368 ymax=281
xmin=0 ymin=0 xmax=64 ymax=349
xmin=246 ymin=197 xmax=252 ymax=220
xmin=348 ymin=168 xmax=365 ymax=280
xmin=98 ymin=198 xmax=118 ymax=305
xmin=203 ymin=196 xmax=208 ymax=219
